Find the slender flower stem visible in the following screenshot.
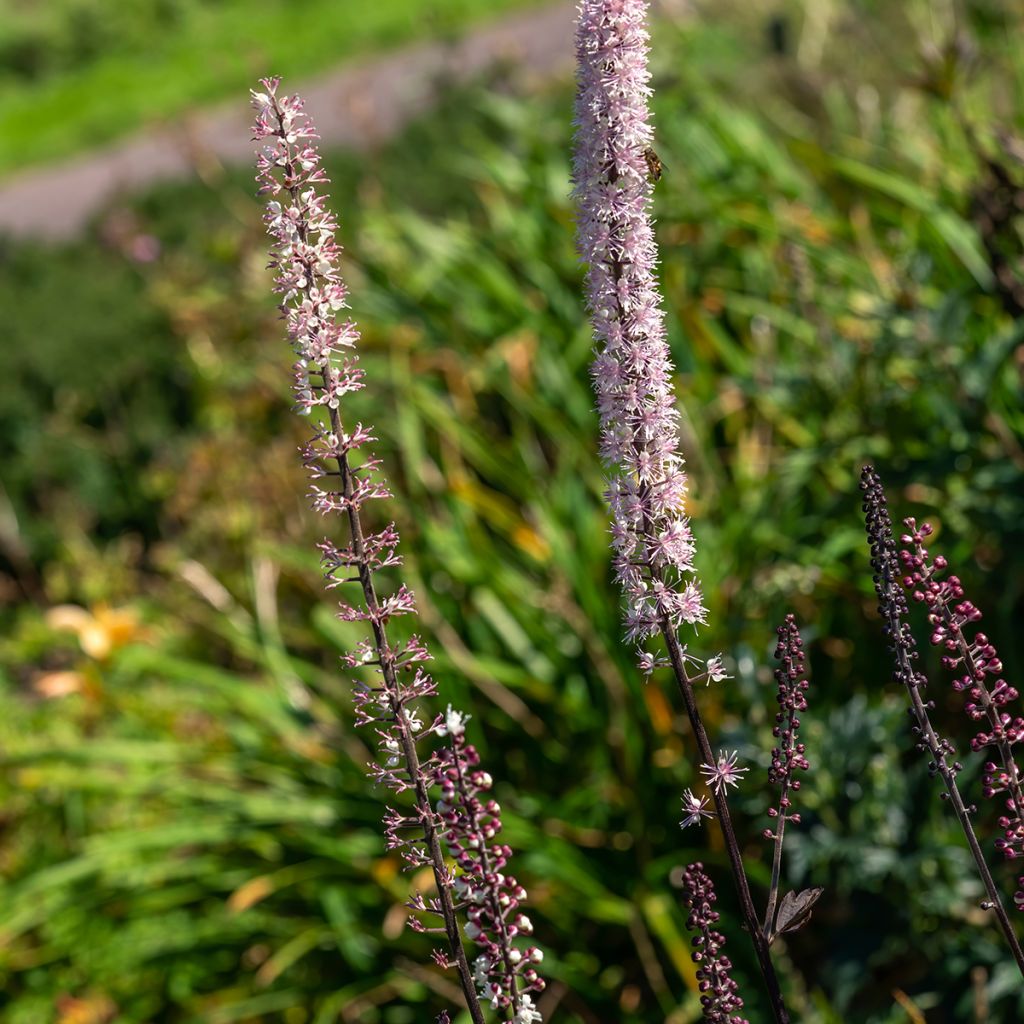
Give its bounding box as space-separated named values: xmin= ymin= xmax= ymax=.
xmin=881 ymin=594 xmax=1024 ymax=977
xmin=915 ymin=684 xmax=1023 ymax=970
xmin=763 ymin=809 xmax=787 ymax=939
xmin=572 ymin=4 xmax=790 ymax=1016
xmin=861 ymin=466 xmax=1024 ymax=978
xmin=325 ymin=390 xmax=488 ymax=1023
xmin=662 ymin=623 xmax=791 ymax=1024
xmin=900 ymin=520 xmax=1024 ymax=875
xmin=253 ymin=81 xmax=488 ymax=1024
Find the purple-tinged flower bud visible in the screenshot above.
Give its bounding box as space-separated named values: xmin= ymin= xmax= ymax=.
xmin=898 ymin=515 xmax=1024 ymax=877
xmin=434 ymin=722 xmax=545 ymax=1012
xmin=766 ymin=615 xmax=811 ymax=823
xmin=680 ymin=863 xmax=749 ymax=1024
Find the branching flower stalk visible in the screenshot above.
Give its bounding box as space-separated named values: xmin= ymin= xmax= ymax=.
xmin=572 ymin=2 xmax=790 ymax=1019
xmin=899 ymin=518 xmax=1024 ymax=907
xmin=860 ymin=466 xmax=1024 ymax=977
xmin=252 ymin=78 xmax=543 ymax=1023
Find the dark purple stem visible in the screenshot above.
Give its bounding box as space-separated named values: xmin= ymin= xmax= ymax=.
xmin=763 ymin=788 xmax=789 ymax=939
xmin=325 ymin=374 xmax=487 ymax=1024
xmin=661 ymin=621 xmax=792 ymax=1024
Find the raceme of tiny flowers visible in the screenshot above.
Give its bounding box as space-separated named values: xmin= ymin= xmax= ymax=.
xmin=860 ymin=468 xmax=960 ymax=777
xmin=572 ymin=0 xmax=707 ymax=649
xmin=899 ymin=517 xmax=1024 ymax=909
xmin=429 ymin=707 xmax=545 ymax=1017
xmin=252 ymin=77 xmax=539 ymax=1023
xmin=762 ymin=614 xmax=810 ymax=937
xmin=573 ymin=7 xmax=790 ymax=1018
xmin=700 ymin=750 xmax=748 ymax=795
xmin=680 ymin=863 xmax=749 ymax=1024
xmin=861 ymin=466 xmax=1024 ymax=975
xmin=764 ymin=615 xmax=810 ymax=838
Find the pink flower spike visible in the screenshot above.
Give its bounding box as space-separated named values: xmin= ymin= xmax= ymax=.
xmin=253 ymin=77 xmax=542 ymax=1022
xmin=572 ymin=0 xmax=706 ymax=645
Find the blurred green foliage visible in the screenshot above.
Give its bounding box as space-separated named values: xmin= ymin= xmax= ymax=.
xmin=1 ymin=1 xmax=1024 ymax=1022
xmin=0 ymin=0 xmax=545 ymax=174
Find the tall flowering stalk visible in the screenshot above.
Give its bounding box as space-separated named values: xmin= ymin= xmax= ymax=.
xmin=860 ymin=465 xmax=1024 ymax=976
xmin=572 ymin=3 xmax=790 ymax=1020
xmin=573 ymin=0 xmax=704 ymax=646
xmin=252 ymin=77 xmax=543 ymax=1023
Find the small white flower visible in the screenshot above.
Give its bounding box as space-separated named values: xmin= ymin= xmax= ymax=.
xmin=679 ymin=788 xmax=714 ymax=829
xmin=514 ymin=994 xmax=543 ymax=1023
xmin=699 ymin=750 xmax=748 ymax=794
xmin=705 ymin=654 xmax=730 ymax=685
xmin=437 ymin=704 xmax=470 ymax=738
xmin=382 ymin=735 xmax=400 ymax=768
xmin=637 ymin=650 xmax=669 ymax=676
xmin=471 ymin=954 xmax=493 ymax=999
xmin=677 ymin=642 xmax=704 ymax=670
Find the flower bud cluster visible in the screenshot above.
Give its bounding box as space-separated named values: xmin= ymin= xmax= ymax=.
xmin=573 ymin=0 xmax=706 ymax=646
xmin=860 ymin=468 xmax=957 ymax=772
xmin=763 ymin=615 xmax=809 ymax=839
xmin=433 ymin=712 xmax=545 ymax=1017
xmin=899 ymin=518 xmax=1024 ymax=903
xmin=680 ymin=863 xmax=748 ymax=1024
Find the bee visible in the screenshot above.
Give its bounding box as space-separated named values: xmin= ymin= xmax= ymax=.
xmin=643 ymin=147 xmax=664 ymax=182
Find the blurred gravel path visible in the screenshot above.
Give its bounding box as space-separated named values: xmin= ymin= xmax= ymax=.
xmin=0 ymin=2 xmax=576 ymax=241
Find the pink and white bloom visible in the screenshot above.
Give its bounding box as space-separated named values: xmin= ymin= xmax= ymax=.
xmin=700 ymin=750 xmax=749 ymax=794
xmin=680 ymin=788 xmax=715 ymax=829
xmin=573 ymin=0 xmax=707 ymax=646
xmin=253 ymin=76 xmax=541 ymax=1021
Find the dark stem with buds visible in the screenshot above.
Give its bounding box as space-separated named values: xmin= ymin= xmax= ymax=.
xmin=321 ymin=370 xmax=487 ymax=1024
xmin=660 ymin=618 xmax=792 ymax=1024
xmin=861 ymin=466 xmax=1024 ymax=979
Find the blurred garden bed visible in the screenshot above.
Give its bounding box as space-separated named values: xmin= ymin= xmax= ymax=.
xmin=0 ymin=2 xmax=1023 ymax=1022
xmin=0 ymin=0 xmax=552 ymax=174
